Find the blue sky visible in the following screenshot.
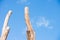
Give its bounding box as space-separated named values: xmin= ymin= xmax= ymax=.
xmin=0 ymin=0 xmax=60 ymax=40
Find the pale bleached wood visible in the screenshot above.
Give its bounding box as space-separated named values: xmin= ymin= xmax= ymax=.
xmin=0 ymin=10 xmax=12 ymax=40
xmin=25 ymin=7 xmax=35 ymax=40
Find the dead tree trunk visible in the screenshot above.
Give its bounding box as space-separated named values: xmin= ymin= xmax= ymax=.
xmin=25 ymin=7 xmax=35 ymax=40
xmin=0 ymin=10 xmax=12 ymax=40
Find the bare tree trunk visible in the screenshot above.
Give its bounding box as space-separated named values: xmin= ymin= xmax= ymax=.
xmin=0 ymin=10 xmax=12 ymax=40
xmin=25 ymin=7 xmax=35 ymax=40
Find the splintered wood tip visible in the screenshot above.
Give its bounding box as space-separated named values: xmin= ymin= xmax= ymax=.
xmin=8 ymin=10 xmax=12 ymax=14
xmin=25 ymin=6 xmax=29 ymax=14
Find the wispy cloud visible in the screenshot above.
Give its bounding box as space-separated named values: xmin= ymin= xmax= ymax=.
xmin=31 ymin=16 xmax=53 ymax=29
xmin=16 ymin=0 xmax=31 ymax=5
xmin=36 ymin=17 xmax=49 ymax=27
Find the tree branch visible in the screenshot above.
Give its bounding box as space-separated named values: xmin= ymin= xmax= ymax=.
xmin=0 ymin=10 xmax=12 ymax=40
xmin=25 ymin=7 xmax=35 ymax=40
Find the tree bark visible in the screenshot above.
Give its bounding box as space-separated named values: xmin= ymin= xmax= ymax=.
xmin=25 ymin=7 xmax=35 ymax=40
xmin=0 ymin=10 xmax=12 ymax=40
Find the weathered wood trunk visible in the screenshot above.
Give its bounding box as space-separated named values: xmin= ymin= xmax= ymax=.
xmin=25 ymin=7 xmax=35 ymax=40
xmin=0 ymin=10 xmax=12 ymax=40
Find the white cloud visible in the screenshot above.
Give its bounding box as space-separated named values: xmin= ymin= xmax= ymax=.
xmin=36 ymin=17 xmax=49 ymax=27
xmin=16 ymin=0 xmax=31 ymax=5
xmin=31 ymin=16 xmax=53 ymax=29
xmin=16 ymin=0 xmax=27 ymax=4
